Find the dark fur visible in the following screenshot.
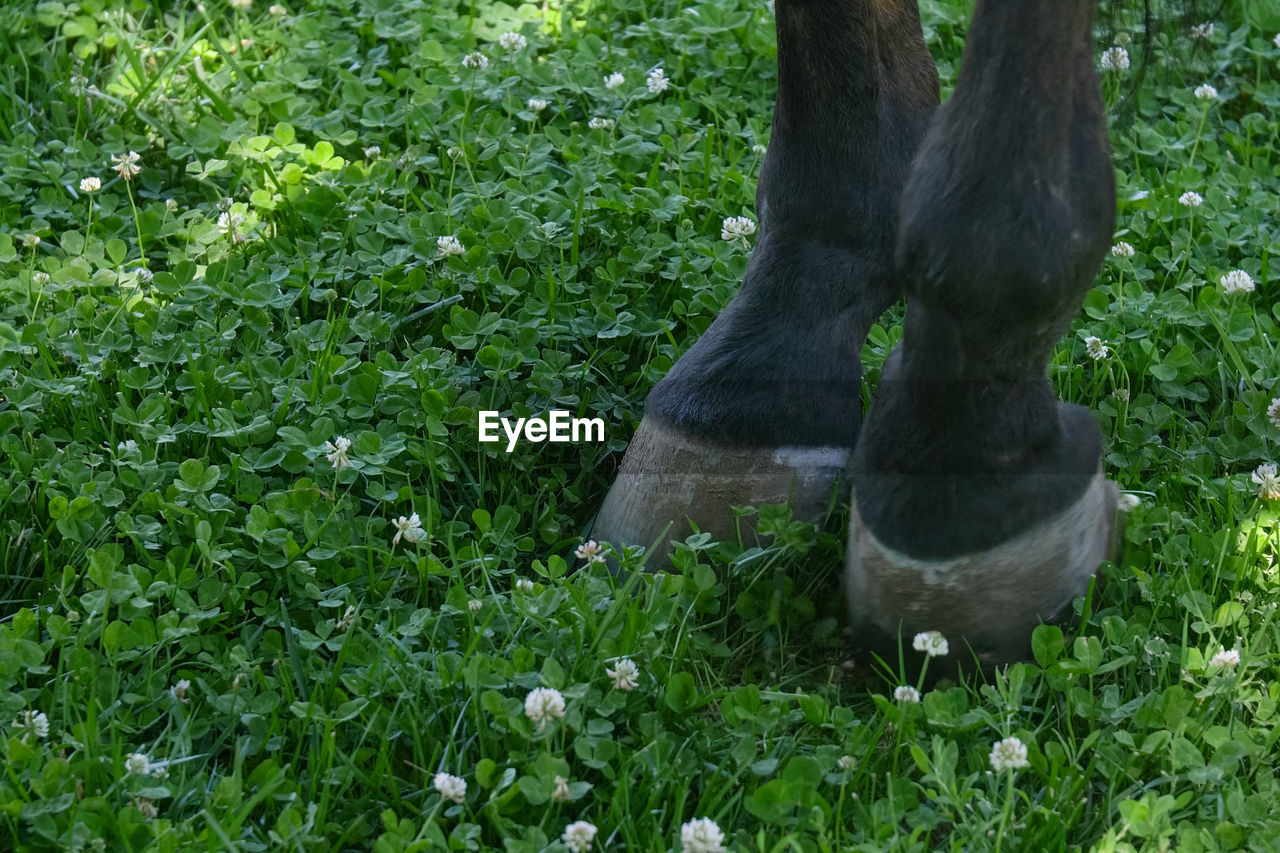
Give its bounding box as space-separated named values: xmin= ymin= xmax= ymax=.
xmin=644 ymin=0 xmax=939 ymax=448
xmin=853 ymin=0 xmax=1115 ymax=557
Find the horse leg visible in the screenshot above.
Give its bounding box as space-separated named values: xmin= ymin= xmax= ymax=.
xmin=592 ymin=0 xmax=938 ymax=569
xmin=848 ymin=0 xmax=1121 ymax=667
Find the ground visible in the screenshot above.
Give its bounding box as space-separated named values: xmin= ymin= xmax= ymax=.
xmin=0 ymin=0 xmax=1279 ymax=850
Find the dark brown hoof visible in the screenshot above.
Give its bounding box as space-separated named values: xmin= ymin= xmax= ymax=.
xmin=591 ymin=417 xmax=852 ymax=571
xmin=846 ymin=470 xmax=1120 ymax=668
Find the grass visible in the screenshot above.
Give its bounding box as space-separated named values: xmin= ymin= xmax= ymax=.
xmin=1 ymin=0 xmax=1278 ymax=850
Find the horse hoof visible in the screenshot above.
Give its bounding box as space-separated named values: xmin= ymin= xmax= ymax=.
xmin=591 ymin=417 xmax=852 ymax=571
xmin=846 ymin=469 xmax=1119 ymax=669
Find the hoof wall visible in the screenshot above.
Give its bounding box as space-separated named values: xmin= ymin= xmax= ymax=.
xmin=846 ymin=471 xmax=1119 ymax=667
xmin=592 ymin=418 xmax=852 ymax=571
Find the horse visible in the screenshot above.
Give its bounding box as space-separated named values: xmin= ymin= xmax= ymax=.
xmin=591 ymin=0 xmax=1124 ymax=668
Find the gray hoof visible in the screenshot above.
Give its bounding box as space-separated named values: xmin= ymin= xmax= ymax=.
xmin=846 ymin=470 xmax=1119 ymax=667
xmin=591 ymin=417 xmax=852 ymax=571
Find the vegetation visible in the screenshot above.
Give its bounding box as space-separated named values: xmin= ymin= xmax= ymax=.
xmin=1 ymin=0 xmax=1278 ymax=849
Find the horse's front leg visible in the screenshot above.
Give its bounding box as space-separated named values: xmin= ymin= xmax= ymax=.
xmin=848 ymin=0 xmax=1122 ymax=667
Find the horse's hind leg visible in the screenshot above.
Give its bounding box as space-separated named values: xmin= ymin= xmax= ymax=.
xmin=592 ymin=0 xmax=939 ymax=569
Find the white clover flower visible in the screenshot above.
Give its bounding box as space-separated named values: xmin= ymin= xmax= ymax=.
xmin=498 ymin=31 xmax=527 ymax=52
xmin=1117 ymin=493 xmax=1141 ymax=512
xmin=133 ymin=267 xmax=153 ymax=283
xmin=117 ymin=439 xmax=139 ymax=454
xmin=607 ymin=658 xmax=640 ymax=691
xmin=1111 ymin=241 xmax=1134 ymax=258
xmin=1178 ymin=190 xmax=1203 ymax=207
xmin=680 ymin=817 xmax=727 ymax=853
xmin=527 ymin=97 xmax=548 ymax=112
xmin=80 ymin=176 xmax=101 ymax=193
xmin=433 ymin=771 xmax=467 ymax=804
xmin=1114 ymin=388 xmax=1130 ymax=403
xmin=435 ymin=235 xmax=465 ymax=258
xmin=515 ymin=578 xmax=535 ymax=593
xmin=217 ymin=211 xmax=246 ymax=243
xmin=462 ymin=52 xmax=488 ymax=71
xmin=1194 ymin=83 xmax=1219 ymax=101
xmin=468 ymin=599 xmax=482 ymax=614
xmin=1209 ymin=647 xmax=1240 ymax=668
xmin=165 ymin=198 xmax=178 ymax=212
xmin=23 ymin=233 xmax=40 ymax=248
xmin=1100 ymin=46 xmax=1130 ymax=71
xmin=587 ymin=116 xmax=614 ymax=130
xmin=524 ymin=686 xmax=566 ymax=730
xmin=1190 ymin=22 xmax=1214 ymax=39
xmin=171 ymin=679 xmax=191 ymax=703
xmin=562 ymin=820 xmax=597 ymax=852
xmin=1275 ymin=33 xmax=1280 ymax=50
xmin=391 ymin=513 xmax=425 ymax=545
xmin=1220 ymin=269 xmax=1255 ymax=294
xmin=133 ymin=797 xmax=158 ymax=820
xmin=1252 ymin=463 xmax=1280 ymax=500
xmin=646 ymin=67 xmax=670 ymax=94
xmin=126 ymin=753 xmax=152 ymax=775
xmin=893 ymin=685 xmax=920 ymax=703
xmin=1084 ymin=336 xmax=1110 ymax=360
xmin=575 ymin=540 xmax=605 ymax=564
xmin=604 ymin=72 xmax=625 ymax=89
xmin=337 ymin=606 xmax=356 ymax=632
xmin=552 ymin=775 xmax=572 ymax=802
xmin=230 ymin=0 xmax=252 ymax=8
xmin=837 ymin=755 xmax=857 ymax=772
xmin=912 ymin=631 xmax=949 ymax=658
xmin=1267 ymin=397 xmax=1280 ymax=429
xmin=720 ymin=215 xmax=756 ymax=248
xmin=446 ymin=146 xmax=463 ymax=161
xmin=751 ymin=143 xmax=767 ymax=155
xmin=990 ymin=736 xmax=1030 ymax=771
xmin=32 ymin=271 xmax=50 ymax=285
xmin=270 ymin=4 xmax=286 ymax=13
xmin=363 ymin=145 xmax=380 ymax=159
xmin=323 ymin=436 xmax=352 ymax=469
xmin=111 ymin=151 xmax=142 ymax=181
xmin=12 ymin=710 xmax=49 ymax=740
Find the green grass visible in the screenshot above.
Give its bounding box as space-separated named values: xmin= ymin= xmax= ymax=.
xmin=1 ymin=0 xmax=1279 ymax=850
